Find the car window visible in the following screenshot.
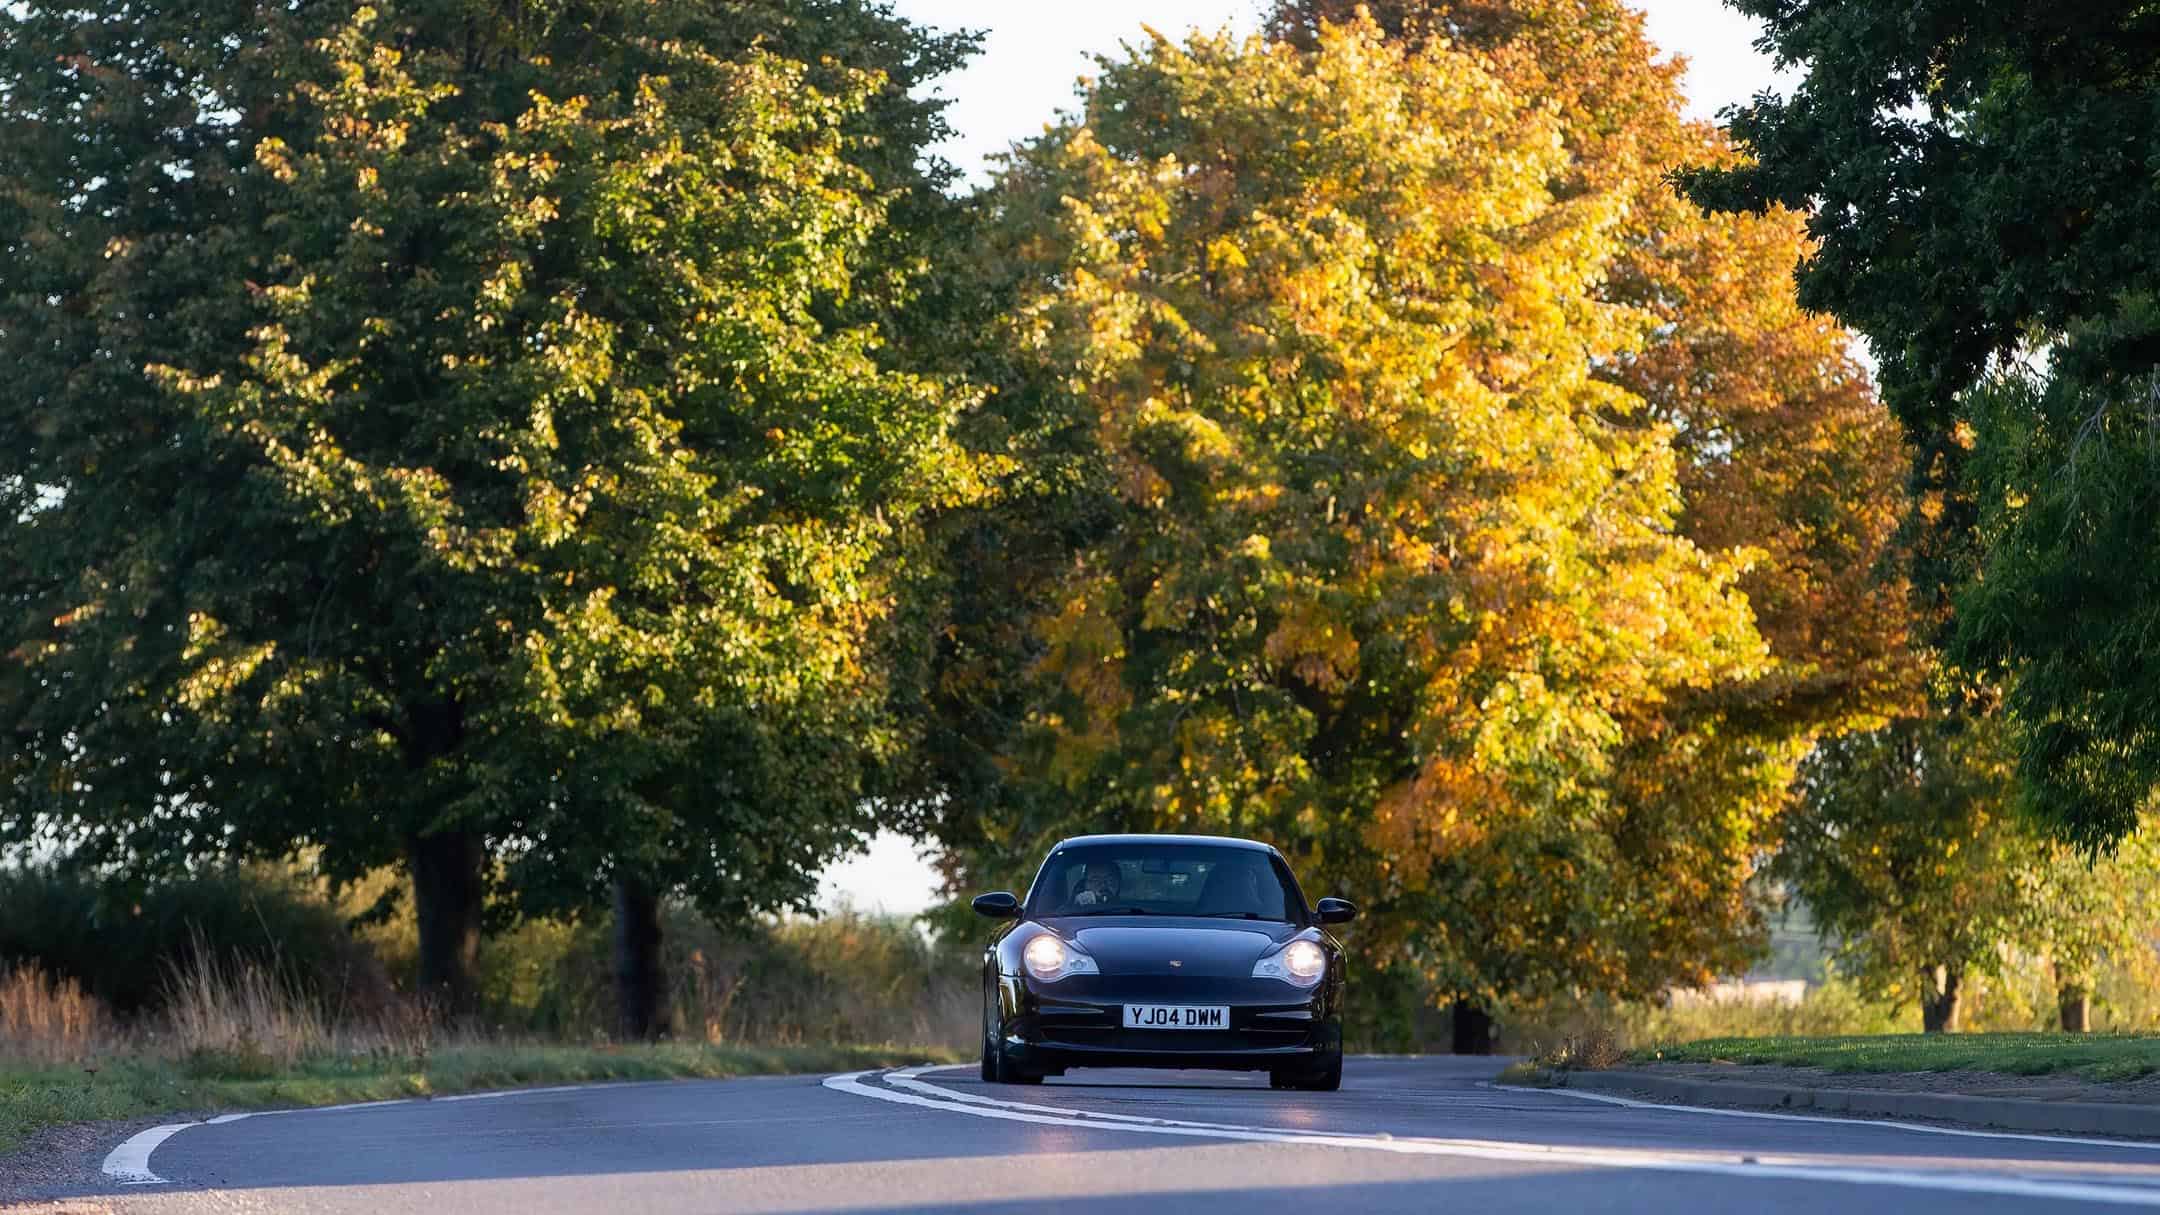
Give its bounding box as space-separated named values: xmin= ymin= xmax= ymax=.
xmin=1029 ymin=844 xmax=1300 ymax=922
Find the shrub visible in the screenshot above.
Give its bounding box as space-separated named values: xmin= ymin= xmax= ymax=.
xmin=0 ymin=866 xmax=392 ymax=1017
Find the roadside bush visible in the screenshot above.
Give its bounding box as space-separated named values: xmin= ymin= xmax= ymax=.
xmin=0 ymin=866 xmax=392 ymax=1017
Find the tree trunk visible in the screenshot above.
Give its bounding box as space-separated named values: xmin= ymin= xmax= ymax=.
xmin=1920 ymin=963 xmax=1963 ymax=1033
xmin=1450 ymin=999 xmax=1494 ymax=1055
xmin=613 ymin=875 xmax=668 ymax=1042
xmin=2059 ymin=981 xmax=2092 ymax=1033
xmin=409 ymin=829 xmax=485 ymax=1017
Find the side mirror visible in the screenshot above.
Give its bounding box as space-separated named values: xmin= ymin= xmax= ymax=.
xmin=971 ymin=891 xmax=1021 ymax=919
xmin=1315 ymin=897 xmax=1358 ymax=925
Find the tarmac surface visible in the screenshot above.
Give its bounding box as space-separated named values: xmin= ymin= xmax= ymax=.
xmin=26 ymin=1055 xmax=2160 ymax=1212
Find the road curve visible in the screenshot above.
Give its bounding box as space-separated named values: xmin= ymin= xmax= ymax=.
xmin=30 ymin=1057 xmax=2160 ymax=1213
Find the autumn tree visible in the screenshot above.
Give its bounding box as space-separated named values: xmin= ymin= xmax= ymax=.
xmin=911 ymin=16 xmax=1790 ymax=1037
xmin=0 ymin=0 xmax=983 ymax=1022
xmin=1260 ymin=3 xmax=1917 ymax=1031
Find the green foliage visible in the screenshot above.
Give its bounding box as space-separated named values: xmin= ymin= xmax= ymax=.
xmin=1679 ymin=1 xmax=2160 ymax=422
xmin=1778 ymin=715 xmax=2029 ymax=1010
xmin=1683 ymin=0 xmax=2160 ymax=848
xmin=1957 ymin=363 xmax=2160 ymax=848
xmin=0 ymin=867 xmax=388 ymax=1017
xmin=0 ymin=2 xmax=986 ymax=964
xmin=1776 ymin=710 xmax=2160 ymax=1024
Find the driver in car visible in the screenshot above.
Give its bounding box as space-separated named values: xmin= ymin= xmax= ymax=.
xmin=1069 ymin=861 xmax=1123 ymax=908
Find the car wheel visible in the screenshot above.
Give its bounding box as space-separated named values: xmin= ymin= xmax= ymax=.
xmin=1297 ymin=1052 xmax=1344 ymax=1092
xmin=981 ymin=979 xmax=1001 ymax=1082
xmin=995 ymin=1048 xmax=1044 ymax=1085
xmin=1268 ymin=1070 xmax=1294 ymax=1090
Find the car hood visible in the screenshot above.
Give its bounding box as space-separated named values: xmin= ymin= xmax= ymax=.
xmin=1040 ymin=917 xmax=1299 ymax=977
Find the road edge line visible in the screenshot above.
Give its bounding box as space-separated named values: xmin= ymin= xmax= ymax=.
xmin=822 ymin=1068 xmax=2160 ymax=1207
xmin=102 ymin=1120 xmax=235 ymax=1185
xmin=1501 ymin=1078 xmax=2160 ymax=1150
xmin=94 ymin=1079 xmax=651 ymax=1185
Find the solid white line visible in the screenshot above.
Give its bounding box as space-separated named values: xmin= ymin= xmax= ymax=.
xmin=881 ymin=1066 xmax=1259 ymax=1130
xmin=824 ymin=1068 xmax=2160 ymax=1207
xmin=438 ymin=1085 xmax=592 ymax=1103
xmin=1496 ymin=1081 xmax=2160 ymax=1152
xmin=97 ymin=1080 xmax=625 ymax=1185
xmin=102 ymin=1123 xmax=206 ymax=1185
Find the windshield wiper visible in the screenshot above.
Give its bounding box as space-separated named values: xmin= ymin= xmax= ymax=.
xmin=1058 ymin=906 xmax=1150 ymax=916
xmin=1195 ymin=911 xmax=1270 ymax=920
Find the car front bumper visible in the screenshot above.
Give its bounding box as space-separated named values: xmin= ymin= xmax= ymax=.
xmin=996 ymin=973 xmax=1343 ymax=1073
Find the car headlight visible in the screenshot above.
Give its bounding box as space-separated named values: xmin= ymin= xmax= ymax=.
xmin=1253 ymin=939 xmax=1327 ymax=987
xmin=1023 ymin=933 xmax=1099 ymax=982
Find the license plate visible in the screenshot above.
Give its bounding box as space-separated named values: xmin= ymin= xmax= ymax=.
xmin=1124 ymin=1004 xmax=1229 ymax=1030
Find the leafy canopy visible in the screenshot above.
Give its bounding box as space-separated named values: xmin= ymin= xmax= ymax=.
xmin=1683 ymin=0 xmax=2160 ymax=849
xmin=0 ymin=1 xmax=985 ymax=924
xmin=929 ymin=15 xmax=1794 ymax=1004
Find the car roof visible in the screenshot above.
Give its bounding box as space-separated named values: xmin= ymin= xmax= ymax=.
xmin=1049 ymin=833 xmax=1278 ymax=854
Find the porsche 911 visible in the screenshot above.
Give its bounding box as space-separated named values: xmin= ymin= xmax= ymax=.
xmin=971 ymin=833 xmax=1355 ymax=1091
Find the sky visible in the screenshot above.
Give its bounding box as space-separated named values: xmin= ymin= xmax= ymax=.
xmin=891 ymin=0 xmax=1793 ymax=186
xmin=814 ymin=0 xmax=1793 ymax=916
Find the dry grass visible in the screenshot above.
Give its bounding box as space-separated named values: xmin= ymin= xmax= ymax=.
xmin=0 ymin=966 xmax=111 ymax=1065
xmin=161 ymin=948 xmax=335 ymax=1075
xmin=468 ymin=907 xmax=978 ymax=1051
xmin=688 ymin=914 xmax=976 ymax=1050
xmin=0 ymin=945 xmax=961 ymax=1157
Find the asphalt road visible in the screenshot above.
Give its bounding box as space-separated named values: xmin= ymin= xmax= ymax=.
xmin=29 ymin=1056 xmax=2160 ymax=1213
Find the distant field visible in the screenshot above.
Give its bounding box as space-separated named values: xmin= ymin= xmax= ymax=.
xmin=1636 ymin=1034 xmax=2160 ymax=1082
xmin=0 ymin=1042 xmax=959 ymax=1157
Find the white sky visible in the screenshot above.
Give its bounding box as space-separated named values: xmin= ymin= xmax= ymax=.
xmin=893 ymin=0 xmax=1793 ymax=186
xmin=816 ymin=0 xmax=1791 ymax=916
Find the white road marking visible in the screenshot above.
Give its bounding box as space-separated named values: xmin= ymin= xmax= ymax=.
xmin=824 ymin=1066 xmax=2160 ymax=1207
xmin=1496 ymin=1081 xmax=2160 ymax=1152
xmin=881 ymin=1067 xmax=1258 ymax=1130
xmin=438 ymin=1085 xmax=592 ymax=1103
xmin=102 ymin=1123 xmax=204 ymax=1185
xmin=97 ymin=1080 xmax=628 ymax=1186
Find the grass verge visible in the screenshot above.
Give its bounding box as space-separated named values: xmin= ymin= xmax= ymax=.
xmin=1633 ymin=1033 xmax=2160 ymax=1082
xmin=0 ymin=1042 xmax=959 ymax=1157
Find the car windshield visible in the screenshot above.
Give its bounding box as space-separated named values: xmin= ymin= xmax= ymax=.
xmin=1028 ymin=844 xmax=1303 ymax=922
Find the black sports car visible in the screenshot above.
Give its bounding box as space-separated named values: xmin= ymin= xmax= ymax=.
xmin=972 ymin=833 xmax=1355 ymax=1091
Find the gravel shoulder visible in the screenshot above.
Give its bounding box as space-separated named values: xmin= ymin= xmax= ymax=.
xmin=0 ymin=1109 xmax=202 ymax=1208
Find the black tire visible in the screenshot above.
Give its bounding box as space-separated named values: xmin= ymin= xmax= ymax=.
xmin=983 ymin=981 xmax=1042 ymax=1085
xmin=996 ymin=1048 xmax=1044 ymax=1085
xmin=981 ymin=979 xmax=1000 ymax=1082
xmin=1274 ymin=1052 xmax=1342 ymax=1092
xmin=1299 ymin=1052 xmax=1344 ymax=1092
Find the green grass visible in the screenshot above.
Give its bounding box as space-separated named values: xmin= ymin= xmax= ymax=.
xmin=1633 ymin=1033 xmax=2160 ymax=1082
xmin=0 ymin=1042 xmax=959 ymax=1157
